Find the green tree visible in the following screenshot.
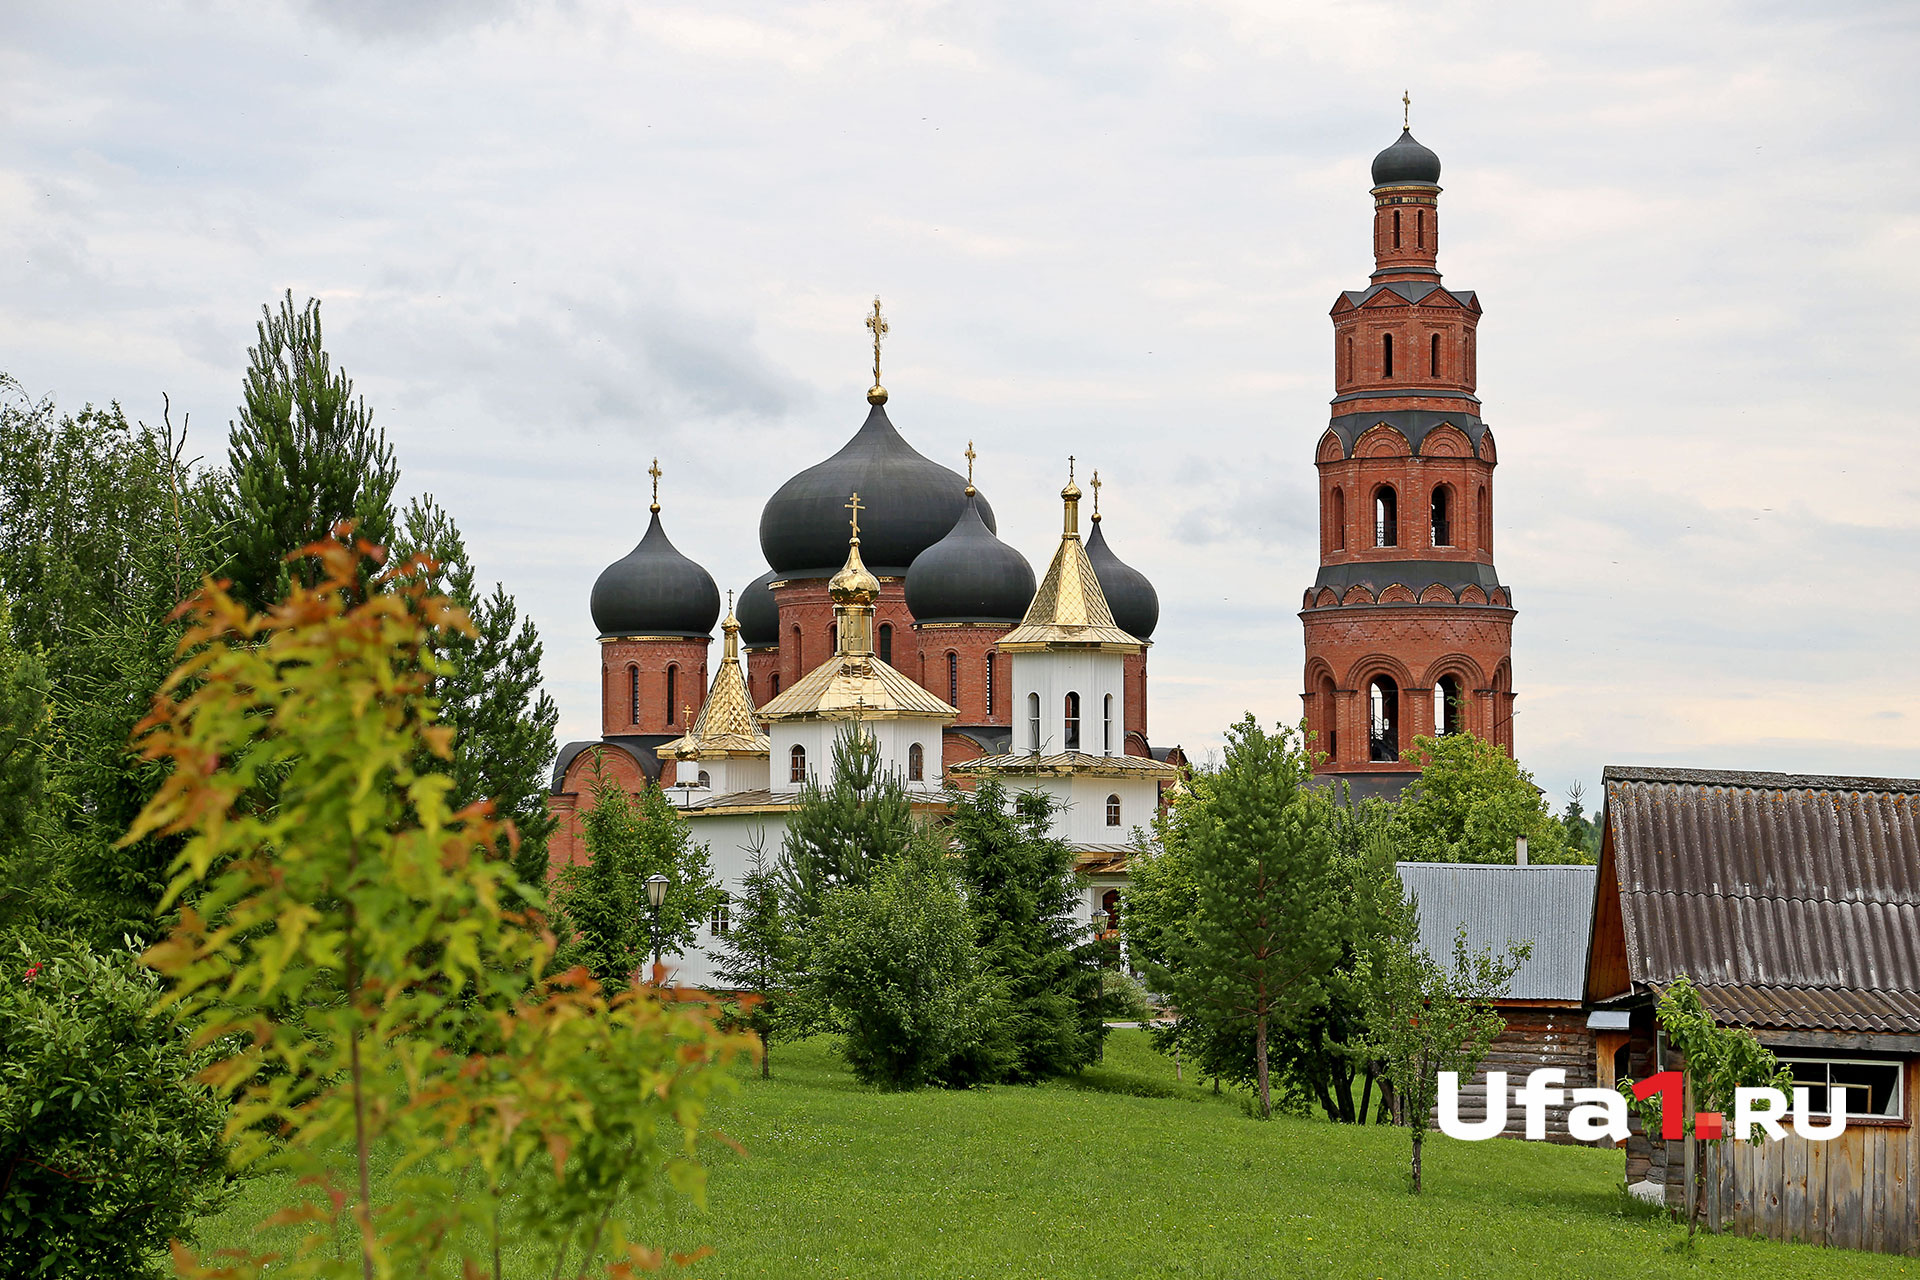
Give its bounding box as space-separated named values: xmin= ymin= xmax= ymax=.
xmin=395 ymin=495 xmax=559 ymax=886
xmin=0 ymin=933 xmax=232 ymax=1279
xmin=552 ymin=758 xmax=722 ymax=990
xmin=1360 ymin=915 xmax=1527 ymax=1193
xmin=948 ymin=781 xmax=1103 ymax=1082
xmin=131 ymin=535 xmax=744 ymax=1280
xmin=1142 ymin=716 xmax=1343 ymax=1119
xmin=779 ymin=725 xmax=916 ymax=922
xmin=711 ymin=836 xmax=795 ymax=1078
xmin=809 ymin=845 xmax=1013 ymax=1091
xmin=0 ymin=601 xmax=53 ymax=932
xmin=220 ymin=291 xmax=399 ymax=610
xmin=1560 ymin=781 xmax=1603 ymax=859
xmin=1395 ymin=731 xmax=1582 ymax=865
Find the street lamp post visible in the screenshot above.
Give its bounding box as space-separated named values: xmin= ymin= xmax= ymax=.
xmin=645 ymin=874 xmax=670 ymax=981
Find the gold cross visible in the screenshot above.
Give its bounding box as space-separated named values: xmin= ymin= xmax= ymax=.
xmin=964 ymin=440 xmax=976 ymax=489
xmin=866 ymin=297 xmax=888 ymax=385
xmin=648 ymin=457 xmax=662 ymax=513
xmin=727 ymin=588 xmax=735 ymax=612
xmin=845 ymin=491 xmax=864 ymax=539
xmin=1091 ymin=469 xmax=1102 ymax=517
xmin=1068 ymin=454 xmax=1076 ymax=483
xmin=1402 ymin=90 xmax=1410 ymax=130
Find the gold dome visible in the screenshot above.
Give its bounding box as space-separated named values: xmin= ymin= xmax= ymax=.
xmin=829 ymin=536 xmax=880 ymax=604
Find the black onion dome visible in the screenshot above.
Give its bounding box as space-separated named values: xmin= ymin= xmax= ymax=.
xmin=736 ymin=569 xmax=779 ymax=647
xmin=905 ymin=492 xmax=1036 ymax=625
xmin=1372 ymin=129 xmax=1442 ymax=186
xmin=1086 ymin=518 xmax=1159 ymax=640
xmin=759 ymin=402 xmax=996 ymax=577
xmin=589 ymin=511 xmax=721 ymax=638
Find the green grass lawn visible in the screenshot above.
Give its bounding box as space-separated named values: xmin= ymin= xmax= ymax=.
xmin=199 ymin=1031 xmax=1913 ymax=1279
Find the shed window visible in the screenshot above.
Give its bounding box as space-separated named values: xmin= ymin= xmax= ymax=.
xmin=908 ymin=742 xmax=924 ymax=782
xmin=1374 ymin=487 xmax=1398 ymax=548
xmin=1064 ymin=691 xmax=1081 ymax=750
xmin=1777 ymin=1057 xmax=1904 ymax=1120
xmin=789 ymin=744 xmax=807 ymax=784
xmin=1368 ymin=676 xmax=1400 ymax=763
xmin=1382 ymin=332 xmax=1394 ymax=379
xmin=1028 ymin=692 xmax=1042 ymax=752
xmin=665 ymin=665 xmax=678 ymax=724
xmin=878 ymin=622 xmax=893 ymax=665
xmin=1105 ymin=794 xmax=1121 ymax=827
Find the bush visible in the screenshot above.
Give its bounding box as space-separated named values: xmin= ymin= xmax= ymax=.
xmin=0 ymin=933 xmax=231 ymax=1279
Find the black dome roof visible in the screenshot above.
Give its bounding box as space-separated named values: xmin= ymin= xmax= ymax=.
xmin=1086 ymin=517 xmax=1158 ymax=640
xmin=590 ymin=511 xmax=721 ymax=638
xmin=1372 ymin=129 xmax=1442 ymax=187
xmin=905 ymin=491 xmax=1036 ymax=625
xmin=759 ymin=402 xmax=995 ymax=577
xmin=737 ymin=569 xmax=779 ymax=647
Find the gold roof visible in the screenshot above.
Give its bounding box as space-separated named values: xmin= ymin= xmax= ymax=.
xmin=997 ymin=461 xmax=1143 ymax=652
xmin=756 ymin=651 xmax=956 ymax=722
xmin=656 ymin=602 xmax=771 ymax=760
xmin=948 ymin=750 xmax=1179 ymax=779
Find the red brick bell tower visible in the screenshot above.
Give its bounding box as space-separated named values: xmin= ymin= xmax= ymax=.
xmin=1301 ymin=120 xmax=1517 ymax=798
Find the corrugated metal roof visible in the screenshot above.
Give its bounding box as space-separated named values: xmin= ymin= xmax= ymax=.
xmin=1602 ymin=765 xmax=1920 ymax=1034
xmin=1396 ymin=862 xmax=1597 ymax=1002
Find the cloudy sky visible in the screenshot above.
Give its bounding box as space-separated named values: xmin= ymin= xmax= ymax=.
xmin=5 ymin=0 xmax=1917 ymax=806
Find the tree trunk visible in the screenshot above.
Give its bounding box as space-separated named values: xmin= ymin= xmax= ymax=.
xmin=1411 ymin=1127 xmax=1424 ymax=1193
xmin=1255 ymin=1014 xmax=1271 ymax=1119
xmin=1358 ymin=1062 xmax=1378 ymax=1127
xmin=1313 ymin=1079 xmax=1338 ymax=1120
xmin=1333 ymin=1068 xmax=1356 ymax=1124
xmin=760 ymin=1030 xmax=770 ymax=1079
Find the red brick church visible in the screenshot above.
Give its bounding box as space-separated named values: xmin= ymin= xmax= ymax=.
xmin=1301 ymin=124 xmax=1517 ymax=799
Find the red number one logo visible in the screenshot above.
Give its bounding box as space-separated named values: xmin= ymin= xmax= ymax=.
xmin=1633 ymin=1070 xmax=1686 ymax=1140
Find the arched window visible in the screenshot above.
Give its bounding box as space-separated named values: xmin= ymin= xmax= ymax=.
xmin=1382 ymin=332 xmax=1394 ymax=379
xmin=771 ymin=671 xmax=781 ymax=696
xmin=1434 ymin=675 xmax=1464 ymax=737
xmin=628 ymin=666 xmax=640 ymax=726
xmin=791 ymin=624 xmax=803 ymax=670
xmin=1319 ymin=674 xmax=1339 ymax=761
xmin=1430 ymin=486 xmax=1452 ymax=547
xmin=1369 ymin=676 xmax=1400 ymax=763
xmin=984 ymin=653 xmax=995 ymax=716
xmin=1374 ymin=486 xmax=1398 ymax=548
xmin=1343 ymin=335 xmax=1354 ymax=383
xmin=1476 ymin=485 xmax=1489 ymax=552
xmin=878 ymin=622 xmax=892 ymax=665
xmin=908 ymin=742 xmax=924 ymax=782
xmin=1103 ymin=693 xmax=1114 ymax=754
xmin=1467 ymin=329 xmax=1476 ymax=380
xmin=665 ymin=665 xmax=678 ymax=724
xmin=1416 ymin=208 xmax=1425 ymax=248
xmin=1392 ymin=209 xmax=1402 ymax=249
xmin=789 ymin=744 xmax=807 ymax=783
xmin=697 ymin=769 xmax=711 ymax=788
xmin=1064 ymin=691 xmax=1081 ymax=750
xmin=947 ymin=652 xmax=959 ymax=708
xmin=1430 ymin=332 xmax=1441 ymax=378
xmin=1105 ymin=794 xmax=1121 ymax=827
xmin=1027 ymin=692 xmax=1042 ymax=752
xmin=828 ymin=623 xmax=837 ymax=654
xmin=1331 ymin=487 xmax=1346 ymax=551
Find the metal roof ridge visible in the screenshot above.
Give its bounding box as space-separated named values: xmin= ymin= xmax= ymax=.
xmin=1603 ymin=764 xmax=1920 ymax=793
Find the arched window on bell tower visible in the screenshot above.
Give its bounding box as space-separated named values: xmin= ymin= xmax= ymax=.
xmin=665 ymin=665 xmax=678 ymax=725
xmin=1382 ymin=332 xmax=1394 ymax=378
xmin=1392 ymin=209 xmax=1402 ymax=249
xmin=1416 ymin=208 xmax=1426 ymax=248
xmin=1476 ymin=485 xmax=1490 ymax=553
xmin=1430 ymin=485 xmax=1453 ymax=548
xmin=1368 ymin=677 xmax=1400 ymax=763
xmin=1430 ymin=332 xmax=1441 ymax=377
xmin=1064 ymin=691 xmax=1081 ymax=750
xmin=1434 ymin=675 xmax=1464 ymax=737
xmin=1374 ymin=486 xmax=1398 ymax=548
xmin=628 ymin=666 xmax=640 ymax=726
xmin=1344 ymin=335 xmax=1354 ymax=383
xmin=878 ymin=622 xmax=892 ymax=665
xmin=1331 ymin=487 xmax=1346 ymax=551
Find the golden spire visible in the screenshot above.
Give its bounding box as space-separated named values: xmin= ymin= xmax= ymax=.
xmin=1060 ymin=456 xmax=1082 ymax=538
xmin=866 ymin=297 xmax=889 ymax=405
xmin=830 ymin=492 xmax=880 ymax=611
xmin=1090 ymin=469 xmax=1102 ymax=522
xmin=964 ymin=440 xmax=976 ymax=496
xmin=648 ymin=457 xmax=662 ymax=514
xmin=721 ymin=589 xmax=739 ymax=662
xmin=1402 ymin=89 xmax=1411 ymax=131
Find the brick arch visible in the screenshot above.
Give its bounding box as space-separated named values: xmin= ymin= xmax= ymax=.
xmin=1304 ymin=655 xmax=1338 ymax=688
xmin=1378 ymin=583 xmax=1417 ymax=604
xmin=1420 ymin=423 xmax=1472 ymax=458
xmin=1341 ymin=584 xmax=1376 ymax=606
xmin=1315 ymin=587 xmax=1341 ymax=608
xmin=1489 ymin=587 xmax=1510 ymax=608
xmin=1420 ymin=653 xmax=1488 ymax=690
xmin=1355 ymin=423 xmax=1411 ymax=458
xmin=1419 ymin=583 xmax=1456 ymax=604
xmin=1345 ymin=653 xmax=1415 ymax=691
xmin=1317 ymin=430 xmax=1345 ymax=463
xmin=1478 ymin=429 xmax=1498 ymax=464
xmin=1458 ymin=585 xmax=1489 ymax=605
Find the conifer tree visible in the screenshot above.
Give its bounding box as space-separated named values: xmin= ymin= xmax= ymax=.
xmin=778 ymin=725 xmax=915 ymax=923
xmin=948 ymin=780 xmax=1102 ymax=1081
xmin=1151 ymin=715 xmax=1342 ymax=1119
xmin=711 ymin=837 xmax=794 ymax=1078
xmin=221 ymin=291 xmax=399 ymax=609
xmin=395 ymin=496 xmax=559 ymax=886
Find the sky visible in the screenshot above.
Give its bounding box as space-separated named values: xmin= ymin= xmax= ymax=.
xmin=4 ymin=0 xmax=1918 ymax=808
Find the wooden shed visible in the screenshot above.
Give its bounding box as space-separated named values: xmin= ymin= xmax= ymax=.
xmin=1398 ymin=861 xmax=1600 ymax=1142
xmin=1587 ymin=766 xmax=1920 ymax=1256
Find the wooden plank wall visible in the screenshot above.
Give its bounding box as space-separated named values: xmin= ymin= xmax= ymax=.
xmin=1430 ymin=1006 xmax=1598 ymax=1143
xmin=1713 ymin=1058 xmax=1918 ymax=1257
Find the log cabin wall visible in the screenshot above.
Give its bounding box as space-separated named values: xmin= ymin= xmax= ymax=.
xmin=1429 ymin=1004 xmax=1599 ymax=1144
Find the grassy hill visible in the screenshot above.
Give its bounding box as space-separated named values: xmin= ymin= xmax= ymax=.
xmin=199 ymin=1032 xmax=1911 ymax=1278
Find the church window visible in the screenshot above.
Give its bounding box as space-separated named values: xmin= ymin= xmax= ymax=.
xmin=1369 ymin=677 xmax=1400 ymax=763
xmin=791 ymin=624 xmax=803 ymax=670
xmin=1467 ymin=329 xmax=1476 ymax=380
xmin=1106 ymin=794 xmax=1121 ymax=827
xmin=771 ymin=671 xmax=780 ymax=695
xmin=1392 ymin=209 xmax=1402 ymax=249
xmin=1028 ymin=692 xmax=1042 ymax=753
xmin=1331 ymin=487 xmax=1346 ymax=551
xmin=908 ymin=742 xmax=924 ymax=782
xmin=1382 ymin=332 xmax=1394 ymax=378
xmin=697 ymin=770 xmax=711 ymax=788
xmin=947 ymin=652 xmax=959 ymax=707
xmin=1416 ymin=208 xmax=1426 ymax=248
xmin=1319 ymin=675 xmax=1339 ymax=761
xmin=1434 ymin=676 xmax=1464 ymax=737
xmin=710 ymin=893 xmax=730 ymax=937
xmin=985 ymin=653 xmax=995 ymax=715
xmin=1343 ymin=335 xmax=1354 ymax=383
xmin=1476 ymin=485 xmax=1489 ymax=552
xmin=665 ymin=666 xmax=678 ymax=724
xmin=1064 ymin=692 xmax=1081 ymax=750
xmin=628 ymin=666 xmax=639 ymax=726
xmin=878 ymin=622 xmax=892 ymax=664
xmin=1103 ymin=693 xmax=1114 ymax=755
xmin=1430 ymin=332 xmax=1441 ymax=378
xmin=789 ymin=744 xmax=807 ymax=783
xmin=1374 ymin=486 xmax=1398 ymax=548
xmin=1430 ymin=486 xmax=1453 ymax=547
xmin=829 ymin=623 xmax=837 ymax=653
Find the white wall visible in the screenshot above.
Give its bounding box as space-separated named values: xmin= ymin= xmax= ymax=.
xmin=668 ymin=809 xmax=790 ymax=989
xmin=667 ymin=755 xmax=769 ymax=796
xmin=767 ymin=719 xmax=945 ymax=797
xmin=1010 ymin=649 xmax=1127 ymax=756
